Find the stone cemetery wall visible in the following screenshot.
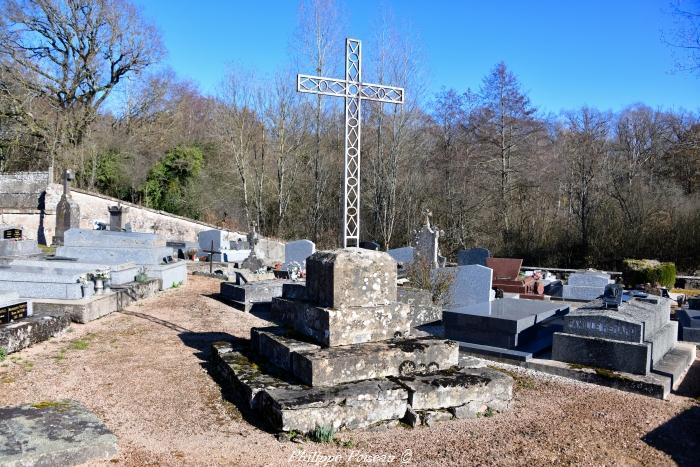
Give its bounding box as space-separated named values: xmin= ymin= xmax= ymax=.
xmin=0 ymin=179 xmax=243 ymax=245
xmin=0 ymin=171 xmax=50 ymax=209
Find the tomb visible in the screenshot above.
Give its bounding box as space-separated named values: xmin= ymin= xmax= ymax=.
xmin=283 ymin=239 xmax=315 ymax=271
xmin=411 ymin=210 xmax=446 ymax=268
xmin=53 ymin=169 xmax=80 ymax=246
xmin=562 ymin=270 xmax=613 ymax=301
xmin=0 ymin=264 xmax=95 ymax=300
xmin=198 ymin=229 xmax=249 ymax=263
xmin=56 ymin=229 xmax=186 ymax=289
xmin=0 ymin=225 xmax=43 ymax=259
xmin=220 ymin=276 xmax=297 ymax=313
xmin=107 ymin=205 xmax=128 ymax=231
xmin=443 ymin=298 xmax=570 ymax=360
xmin=552 ymin=295 xmax=695 ymax=388
xmin=678 ymin=298 xmax=700 ymax=344
xmin=211 ymin=248 xmax=513 ymax=432
xmin=397 ymin=286 xmax=442 ymax=326
xmin=436 ymin=264 xmax=494 ymax=308
xmin=12 ymin=259 xmax=139 ymax=286
xmin=388 ymin=246 xmax=415 ymax=266
xmin=487 ymin=257 xmax=537 ymax=295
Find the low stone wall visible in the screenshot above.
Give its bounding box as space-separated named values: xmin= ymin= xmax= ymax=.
xmin=0 ymin=171 xmax=50 ymax=209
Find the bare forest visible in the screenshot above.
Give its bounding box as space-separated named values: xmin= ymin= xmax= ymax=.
xmin=1 ymin=0 xmax=699 ymax=271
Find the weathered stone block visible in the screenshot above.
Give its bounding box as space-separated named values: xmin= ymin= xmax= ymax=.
xmin=305 ymin=248 xmax=397 ymax=308
xmin=0 ymin=400 xmax=117 ymax=466
xmin=258 ymin=378 xmax=408 ymax=432
xmin=291 ymin=336 xmax=459 ymax=386
xmin=220 ymin=279 xmax=294 ymax=312
xmin=0 ymin=312 xmax=70 ymax=354
xmin=250 ymin=327 xmax=321 ymax=373
xmin=272 ymin=297 xmax=411 ymax=346
xmin=397 ymin=286 xmax=442 ymax=326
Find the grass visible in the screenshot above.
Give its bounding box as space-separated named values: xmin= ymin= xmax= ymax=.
xmin=69 ymin=339 xmax=90 ymax=350
xmin=308 ymin=425 xmax=335 ymax=443
xmin=0 ymin=347 xmax=6 ymax=362
xmin=672 ymin=288 xmax=700 ymax=297
xmin=38 ymin=244 xmax=56 ymax=254
xmin=490 ymin=366 xmax=536 ymax=390
xmin=31 ymin=400 xmax=71 ymax=411
xmin=171 ymin=281 xmax=183 ymax=288
xmin=569 ymin=363 xmax=633 ymax=382
xmin=478 ymin=407 xmax=496 ymax=418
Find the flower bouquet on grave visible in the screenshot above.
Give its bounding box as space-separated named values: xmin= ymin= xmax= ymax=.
xmin=287 ymin=261 xmax=304 ymax=281
xmin=186 ymin=248 xmax=198 ymax=261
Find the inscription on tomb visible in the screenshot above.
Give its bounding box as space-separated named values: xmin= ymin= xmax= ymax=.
xmin=565 ymin=316 xmax=641 ymax=342
xmin=3 ymin=228 xmax=21 ymax=240
xmin=0 ymin=301 xmax=28 ymax=324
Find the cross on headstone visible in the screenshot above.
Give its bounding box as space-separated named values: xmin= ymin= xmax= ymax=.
xmin=202 ymin=240 xmax=221 ymax=274
xmin=62 ymin=169 xmax=74 ymax=196
xmin=297 ymin=38 xmax=405 ymax=248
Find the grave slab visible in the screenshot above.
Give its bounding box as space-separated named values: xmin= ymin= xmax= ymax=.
xmin=252 ymin=327 xmax=458 ymax=386
xmin=0 ymin=400 xmax=117 ymax=466
xmin=387 ymin=246 xmax=415 ymax=265
xmin=13 ymin=259 xmax=138 ymax=286
xmin=0 ymin=264 xmax=94 ymax=300
xmin=0 ymin=312 xmax=70 ymax=354
xmin=220 ymin=279 xmax=296 ymax=312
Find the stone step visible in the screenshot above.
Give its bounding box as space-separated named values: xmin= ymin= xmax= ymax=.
xmin=647 ymin=321 xmax=678 ymax=366
xmin=211 ymin=339 xmax=514 ymax=432
xmin=651 ymin=342 xmax=696 ymax=390
xmin=252 ymin=326 xmax=458 ymax=386
xmin=271 ymin=297 xmax=411 ymax=347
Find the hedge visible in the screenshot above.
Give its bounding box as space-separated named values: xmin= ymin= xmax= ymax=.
xmin=622 ymin=259 xmax=676 ymax=288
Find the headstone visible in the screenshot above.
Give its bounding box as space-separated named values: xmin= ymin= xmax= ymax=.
xmin=53 ymin=169 xmax=80 ymax=246
xmin=107 ymin=205 xmax=128 ymax=231
xmin=436 ymin=265 xmax=493 ymax=308
xmin=283 ymin=240 xmax=315 ymax=270
xmin=241 ymin=223 xmax=264 ymax=271
xmin=487 ymin=257 xmax=535 ymax=294
xmin=0 ymin=225 xmax=42 ymax=259
xmin=359 ymin=241 xmax=380 ymax=251
xmin=562 ymin=271 xmax=613 ymax=301
xmin=387 ymin=246 xmax=415 ymax=266
xmin=0 ymin=290 xmax=31 ymax=324
xmin=411 ymin=209 xmax=446 ymax=268
xmin=457 ymin=247 xmax=491 ymax=266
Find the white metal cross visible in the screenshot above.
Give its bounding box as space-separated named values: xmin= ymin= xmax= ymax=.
xmin=297 ymin=38 xmax=405 ymax=248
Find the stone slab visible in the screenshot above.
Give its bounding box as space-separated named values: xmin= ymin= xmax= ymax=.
xmin=56 ymin=245 xmax=175 ymax=267
xmin=253 ymin=327 xmax=459 ymax=386
xmin=259 ymin=379 xmax=408 ymax=433
xmin=32 ymin=292 xmax=119 ymax=324
xmin=12 ymin=259 xmax=139 ymax=286
xmin=64 ymin=228 xmax=164 ymax=248
xmin=0 ymin=239 xmax=43 ymax=259
xmin=688 ymin=297 xmax=700 ymax=310
xmin=457 ymin=247 xmax=491 ymax=266
xmin=562 ymin=285 xmax=606 ymax=301
xmin=396 ymin=366 xmax=512 ymax=412
xmin=0 ymin=312 xmax=70 ymax=354
xmin=397 ymin=286 xmax=442 ymax=326
xmin=272 ymin=297 xmax=411 ymax=347
xmin=0 ymin=400 xmax=117 ymax=466
xmin=567 ymin=271 xmax=611 ymax=287
xmin=651 ymin=342 xmax=696 ymax=390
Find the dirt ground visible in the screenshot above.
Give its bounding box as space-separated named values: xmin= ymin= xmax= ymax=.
xmin=1 ymin=275 xmax=699 ymax=466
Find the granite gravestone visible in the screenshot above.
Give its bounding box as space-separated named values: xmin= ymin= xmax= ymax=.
xmin=283 ymin=240 xmax=315 ymax=270
xmin=436 ymin=265 xmax=493 ymax=308
xmin=562 ymin=271 xmax=612 ymax=301
xmin=457 ymin=248 xmax=491 ymax=267
xmin=53 ymin=169 xmax=80 ymax=246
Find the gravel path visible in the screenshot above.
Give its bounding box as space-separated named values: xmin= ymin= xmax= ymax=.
xmin=1 ymin=275 xmax=698 ymax=466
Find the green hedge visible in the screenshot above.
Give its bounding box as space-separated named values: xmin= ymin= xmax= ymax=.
xmin=622 ymin=259 xmax=676 ymax=288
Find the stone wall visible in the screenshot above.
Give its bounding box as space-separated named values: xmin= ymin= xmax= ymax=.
xmin=0 ymin=171 xmax=50 ymax=209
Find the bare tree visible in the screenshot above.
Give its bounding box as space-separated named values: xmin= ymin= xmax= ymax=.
xmin=0 ymin=0 xmax=163 ymax=172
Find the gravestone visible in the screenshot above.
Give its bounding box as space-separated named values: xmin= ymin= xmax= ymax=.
xmin=283 ymin=239 xmax=315 ymax=270
xmin=0 ymin=290 xmax=31 ymax=324
xmin=388 ymin=246 xmax=415 ymax=266
xmin=210 ymin=246 xmax=513 ymax=432
xmin=53 ymin=169 xmax=80 ymax=246
xmin=602 ymin=284 xmax=623 ymax=309
xmin=562 ymin=271 xmax=613 ymax=301
xmin=436 ymin=265 xmax=493 ymax=308
xmin=241 ymin=223 xmax=264 ymax=271
xmin=0 ymin=264 xmax=94 ymax=299
xmin=0 ymin=225 xmax=42 ymax=259
xmin=553 ymin=296 xmax=694 ymax=383
xmin=108 ymin=205 xmax=128 ymax=231
xmin=359 ymin=240 xmax=380 ymax=251
xmin=678 ymin=306 xmax=700 ymax=344
xmin=457 ymin=247 xmax=491 ymax=266
xmin=487 ymin=257 xmax=535 ymax=294
xmin=411 ymin=209 xmax=446 ymax=268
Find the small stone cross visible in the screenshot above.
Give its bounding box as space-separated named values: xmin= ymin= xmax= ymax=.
xmin=62 ymin=169 xmax=75 ymax=197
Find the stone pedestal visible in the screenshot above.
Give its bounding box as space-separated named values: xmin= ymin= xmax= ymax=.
xmin=108 ymin=205 xmax=128 ymax=231
xmin=209 ymin=248 xmax=514 ymax=432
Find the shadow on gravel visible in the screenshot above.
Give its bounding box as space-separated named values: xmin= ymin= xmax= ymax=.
xmin=674 ymin=358 xmax=700 ymax=399
xmin=642 ymin=405 xmax=700 ymax=466
xmin=119 ymin=310 xmax=192 ymax=334
xmin=178 ymin=331 xmax=277 ymax=433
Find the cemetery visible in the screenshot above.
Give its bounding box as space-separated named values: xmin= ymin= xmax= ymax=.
xmin=1 ymin=1 xmax=699 ymax=466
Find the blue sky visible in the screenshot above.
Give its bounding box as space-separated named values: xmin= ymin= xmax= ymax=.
xmin=132 ymin=0 xmax=700 ymax=114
